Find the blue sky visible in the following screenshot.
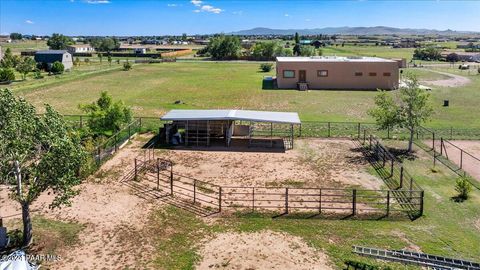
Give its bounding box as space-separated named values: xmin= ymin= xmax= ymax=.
xmin=1 ymin=0 xmax=480 ymax=35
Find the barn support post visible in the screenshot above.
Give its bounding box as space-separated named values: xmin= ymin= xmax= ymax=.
xmin=352 ymin=189 xmax=357 ymax=216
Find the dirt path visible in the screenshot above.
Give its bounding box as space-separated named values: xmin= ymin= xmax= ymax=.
xmin=196 ymin=230 xmax=334 ymax=270
xmin=419 ymin=68 xmax=471 ymax=87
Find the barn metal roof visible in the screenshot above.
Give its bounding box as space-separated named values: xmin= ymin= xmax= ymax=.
xmin=161 ymin=109 xmax=301 ymax=124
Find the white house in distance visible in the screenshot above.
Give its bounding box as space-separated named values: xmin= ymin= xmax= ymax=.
xmin=66 ymin=44 xmax=95 ymax=54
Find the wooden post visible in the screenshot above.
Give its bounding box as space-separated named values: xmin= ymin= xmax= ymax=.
xmin=432 ymin=132 xmax=435 ymax=150
xmin=156 ymin=159 xmax=160 ymax=190
xmin=460 ymin=150 xmax=463 ymax=169
xmin=134 ymin=158 xmax=137 ymax=181
xmin=285 ymin=188 xmax=289 ymax=214
xmin=390 ymin=159 xmax=394 ymax=177
xmin=318 ymin=188 xmax=322 ymax=214
xmin=387 ymin=125 xmax=390 ymax=139
xmin=357 ymin=123 xmax=361 ymax=139
xmin=219 ymin=187 xmax=222 ymax=212
xmin=170 ymin=166 xmax=174 ymax=196
xmin=440 ymin=138 xmax=443 ymax=155
xmin=193 ymin=180 xmax=196 ymax=204
xmin=419 ymin=191 xmax=424 ymax=216
xmin=299 ymin=124 xmax=302 ymax=137
xmin=386 ymin=191 xmax=390 ymax=217
xmin=328 ymin=122 xmax=331 ymax=137
xmin=352 ymin=189 xmax=357 ymax=216
xmin=399 ymin=166 xmax=404 ymax=188
xmin=363 ymin=129 xmax=366 ymax=144
xmin=252 ymin=187 xmax=255 ymax=211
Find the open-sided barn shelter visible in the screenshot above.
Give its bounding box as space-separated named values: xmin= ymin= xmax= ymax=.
xmin=160 ymin=109 xmax=301 ymax=149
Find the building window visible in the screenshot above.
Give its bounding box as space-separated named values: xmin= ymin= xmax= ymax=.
xmin=383 ymin=72 xmax=391 ymax=77
xmin=355 ymin=72 xmax=363 ymax=76
xmin=317 ymin=70 xmax=328 ymax=77
xmin=369 ymin=72 xmax=377 ymax=76
xmin=283 ymin=70 xmax=295 ymax=78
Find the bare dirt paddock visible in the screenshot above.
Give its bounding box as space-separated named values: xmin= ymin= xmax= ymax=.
xmin=431 ymin=139 xmax=480 ymax=181
xmin=160 ymin=138 xmax=383 ymax=190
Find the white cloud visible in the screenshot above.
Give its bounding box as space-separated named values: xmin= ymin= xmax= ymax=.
xmin=25 ymin=20 xmax=34 ymax=24
xmin=191 ymin=0 xmax=202 ymax=6
xmin=86 ymin=0 xmax=110 ymax=4
xmin=284 ymin=13 xmax=290 ymax=17
xmin=200 ymin=5 xmax=222 ymax=13
xmin=167 ymin=3 xmax=177 ymax=7
xmin=193 ymin=9 xmax=201 ymax=13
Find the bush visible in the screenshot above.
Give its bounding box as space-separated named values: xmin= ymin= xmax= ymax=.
xmin=0 ymin=68 xmax=16 ymax=83
xmin=455 ymin=176 xmax=472 ymax=201
xmin=123 ymin=61 xmax=132 ymax=71
xmin=51 ymin=61 xmax=65 ymax=74
xmin=260 ymin=63 xmax=273 ymax=72
xmin=34 ymin=69 xmax=44 ymax=79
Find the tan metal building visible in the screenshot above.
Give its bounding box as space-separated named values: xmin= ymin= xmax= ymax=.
xmin=275 ymin=56 xmax=400 ymax=90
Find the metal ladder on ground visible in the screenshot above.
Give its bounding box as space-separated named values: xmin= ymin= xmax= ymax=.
xmin=353 ymin=246 xmax=480 ymax=270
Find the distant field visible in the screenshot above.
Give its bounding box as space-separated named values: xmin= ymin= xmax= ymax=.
xmin=322 ymin=45 xmax=415 ymax=61
xmin=1 ymin=40 xmax=48 ymax=54
xmin=9 ymin=61 xmax=480 ymax=129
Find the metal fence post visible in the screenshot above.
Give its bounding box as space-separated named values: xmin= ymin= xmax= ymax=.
xmin=328 ymin=122 xmax=331 ymax=137
xmin=193 ymin=180 xmax=196 ymax=204
xmin=299 ymin=124 xmax=302 ymax=137
xmin=219 ymin=187 xmax=222 ymax=212
xmin=386 ymin=191 xmax=390 ymax=217
xmin=156 ymin=158 xmax=160 ymax=190
xmin=352 ymin=189 xmax=357 ymax=216
xmin=285 ymin=188 xmax=289 ymax=214
xmin=134 ymin=158 xmax=137 ymax=181
xmin=252 ymin=187 xmax=255 ymax=211
xmin=170 ymin=166 xmax=174 ymax=196
xmin=419 ymin=191 xmax=424 ymax=216
xmin=399 ymin=166 xmax=404 ymax=188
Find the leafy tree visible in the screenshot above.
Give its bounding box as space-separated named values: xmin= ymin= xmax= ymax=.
xmin=84 ymin=58 xmax=90 ymax=64
xmin=10 ymin=33 xmax=23 ymax=40
xmin=369 ymin=73 xmax=433 ymax=152
xmin=34 ymin=69 xmax=44 ymax=79
xmin=16 ymin=57 xmax=36 ymax=80
xmin=294 ymin=32 xmax=300 ymax=44
xmin=299 ymin=45 xmax=316 ymax=56
xmin=1 ymin=48 xmax=21 ymax=69
xmin=205 ymin=35 xmax=241 ymax=60
xmin=182 ymin=33 xmax=187 ymax=41
xmin=107 ymin=55 xmax=112 ymax=66
xmin=259 ymin=63 xmax=273 ymax=72
xmin=74 ymin=57 xmax=81 ymax=66
xmin=0 ymin=68 xmax=16 ymax=83
xmin=0 ymin=88 xmax=86 ymax=246
xmin=123 ymin=61 xmax=132 ymax=71
xmin=51 ymin=61 xmax=65 ymax=74
xmin=79 ymin=91 xmax=133 ymax=136
xmin=251 ymin=41 xmax=277 ymax=60
xmin=47 ymin=33 xmax=74 ymax=50
xmin=454 ymin=176 xmax=472 ymax=201
xmin=293 ymin=44 xmax=301 ymax=56
xmin=92 ymin=37 xmax=120 ymax=52
xmin=413 ymin=47 xmax=441 ymax=61
xmin=98 ymin=53 xmax=103 ymax=63
xmin=446 ymin=53 xmax=459 ymax=63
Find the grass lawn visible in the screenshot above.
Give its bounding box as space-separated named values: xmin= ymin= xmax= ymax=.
xmin=10 ymin=61 xmax=480 ymax=129
xmin=1 ymin=40 xmax=48 ymax=54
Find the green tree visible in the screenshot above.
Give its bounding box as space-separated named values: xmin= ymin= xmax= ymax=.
xmin=0 ymin=68 xmax=16 ymax=83
xmin=96 ymin=37 xmax=120 ymax=52
xmin=15 ymin=57 xmax=36 ymax=80
xmin=47 ymin=33 xmax=74 ymax=50
xmin=369 ymin=73 xmax=433 ymax=152
xmin=98 ymin=53 xmax=103 ymax=63
xmin=294 ymin=32 xmax=300 ymax=44
xmin=299 ymin=45 xmax=316 ymax=56
xmin=0 ymin=48 xmax=21 ymax=68
xmin=107 ymin=55 xmax=112 ymax=66
xmin=123 ymin=61 xmax=132 ymax=71
xmin=51 ymin=61 xmax=65 ymax=74
xmin=413 ymin=47 xmax=441 ymax=61
xmin=79 ymin=91 xmax=133 ymax=136
xmin=0 ymin=89 xmax=86 ymax=246
xmin=10 ymin=33 xmax=23 ymax=40
xmin=206 ymin=35 xmax=241 ymax=60
xmin=251 ymin=41 xmax=277 ymax=60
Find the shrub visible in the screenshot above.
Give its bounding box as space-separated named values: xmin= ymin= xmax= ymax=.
xmin=50 ymin=61 xmax=65 ymax=74
xmin=123 ymin=61 xmax=132 ymax=71
xmin=34 ymin=69 xmax=44 ymax=79
xmin=0 ymin=68 xmax=16 ymax=83
xmin=260 ymin=63 xmax=273 ymax=72
xmin=455 ymin=176 xmax=472 ymax=201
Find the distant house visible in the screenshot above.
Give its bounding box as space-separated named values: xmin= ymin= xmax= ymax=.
xmin=275 ymin=56 xmax=399 ymax=90
xmin=134 ymin=48 xmax=147 ymax=54
xmin=34 ymin=50 xmax=73 ymax=70
xmin=0 ymin=35 xmax=12 ymax=43
xmin=66 ymin=44 xmax=95 ymax=54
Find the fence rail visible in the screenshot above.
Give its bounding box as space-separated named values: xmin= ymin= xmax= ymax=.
xmin=130 ymin=152 xmax=423 ymax=219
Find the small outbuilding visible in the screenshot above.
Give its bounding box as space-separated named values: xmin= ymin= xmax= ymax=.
xmin=34 ymin=50 xmax=73 ymax=70
xmin=67 ymin=44 xmax=95 ymax=54
xmin=160 ymin=109 xmax=301 ymax=149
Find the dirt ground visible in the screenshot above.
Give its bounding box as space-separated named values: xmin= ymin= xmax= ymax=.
xmin=420 ymin=69 xmax=471 ymax=88
xmin=431 ymin=139 xmax=480 ymax=181
xmin=1 ymin=135 xmax=379 ymax=269
xmin=196 ymin=230 xmax=334 ymax=270
xmin=161 ymin=138 xmax=383 ymax=190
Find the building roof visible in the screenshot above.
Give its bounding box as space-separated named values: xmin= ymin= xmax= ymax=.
xmin=161 ymin=109 xmax=301 ymax=124
xmin=67 ymin=44 xmax=93 ymax=48
xmin=35 ymin=50 xmax=69 ymax=55
xmin=276 ymin=56 xmax=396 ymax=63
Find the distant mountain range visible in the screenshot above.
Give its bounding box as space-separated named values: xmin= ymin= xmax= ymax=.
xmin=230 ymin=26 xmax=477 ymax=36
